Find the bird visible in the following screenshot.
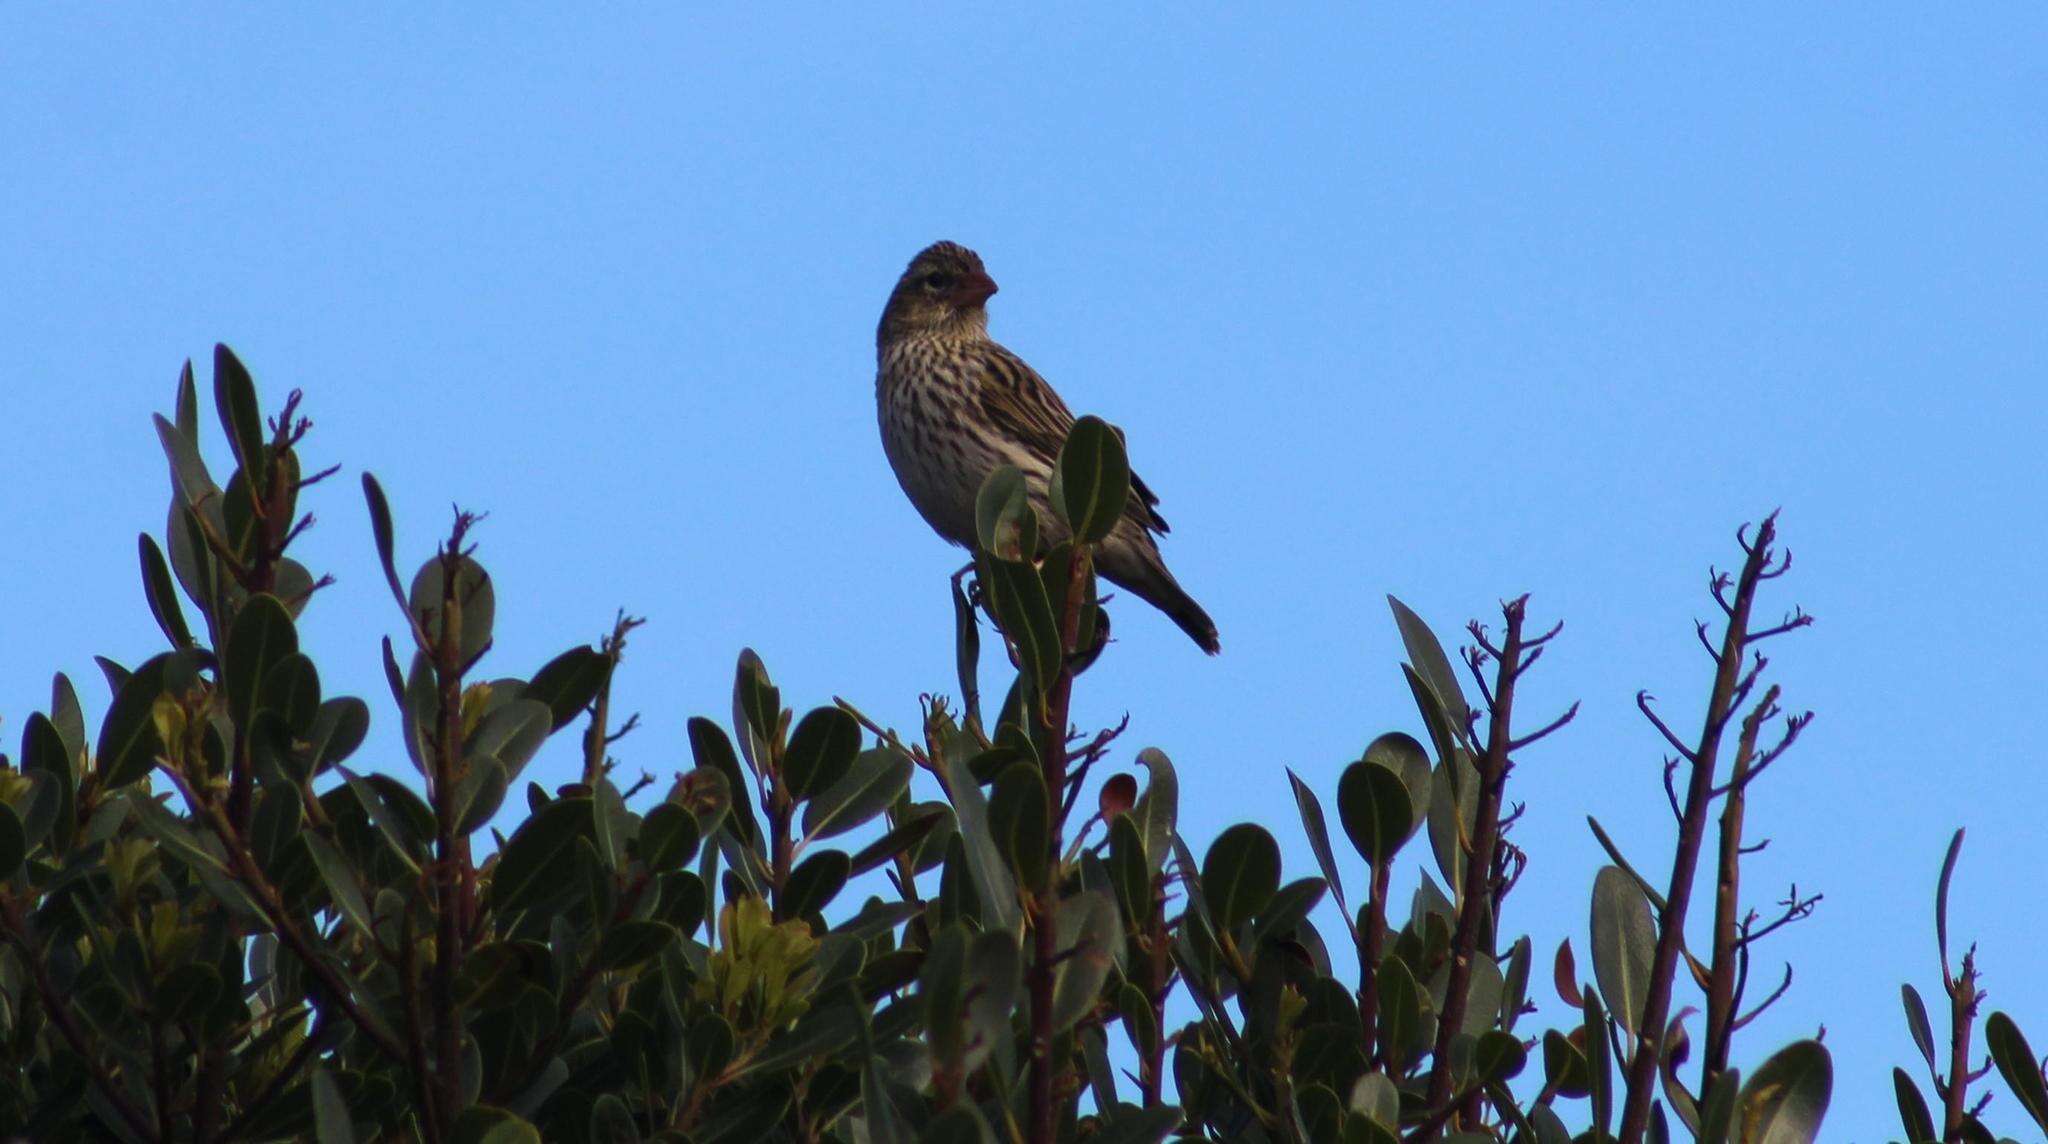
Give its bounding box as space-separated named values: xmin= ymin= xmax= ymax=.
xmin=875 ymin=240 xmax=1220 ymax=655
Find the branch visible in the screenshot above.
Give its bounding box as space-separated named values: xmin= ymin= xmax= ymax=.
xmin=159 ymin=767 xmax=411 ymax=1067
xmin=0 ymin=899 xmax=159 ymax=1142
xmin=1732 ymin=964 xmax=1795 ymax=1029
xmin=1423 ymin=595 xmax=1538 ymax=1129
xmin=1618 ymin=512 xmax=1800 ymax=1141
xmin=1636 ymin=693 xmax=1699 ymax=763
xmin=1508 ymin=701 xmax=1579 ymax=752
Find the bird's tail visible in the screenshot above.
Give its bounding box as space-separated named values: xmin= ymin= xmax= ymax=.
xmin=1107 ymin=551 xmax=1220 ymax=655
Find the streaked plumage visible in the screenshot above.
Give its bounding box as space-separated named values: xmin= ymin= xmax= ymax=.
xmin=875 ymin=241 xmax=1219 ymax=654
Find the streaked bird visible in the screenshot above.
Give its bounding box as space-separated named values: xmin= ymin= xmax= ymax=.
xmin=875 ymin=241 xmax=1219 ymax=654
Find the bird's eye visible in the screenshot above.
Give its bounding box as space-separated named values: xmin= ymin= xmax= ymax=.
xmin=922 ymin=272 xmax=954 ymax=292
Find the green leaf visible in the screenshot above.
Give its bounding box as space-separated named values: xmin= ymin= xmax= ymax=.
xmin=1376 ymin=954 xmax=1425 ymax=1072
xmin=1986 ymin=1011 xmax=2048 ymax=1131
xmin=224 ymin=593 xmax=299 ymax=730
xmin=1902 ymin=984 xmax=1936 ymax=1070
xmin=964 ymin=930 xmax=1022 ymax=1069
xmin=456 ymin=755 xmax=510 ymax=835
xmin=1351 ymin=1070 xmax=1399 ymax=1127
xmin=51 ymin=672 xmax=86 ymax=759
xmin=1132 ymin=747 xmax=1178 ymax=873
xmin=1892 ymin=1067 xmax=1936 ymax=1144
xmin=360 ymin=472 xmax=407 ymax=611
xmin=597 ymin=920 xmax=679 ymax=971
xmin=138 ymin=533 xmax=195 ymax=649
xmin=1590 ymin=866 xmax=1657 ymax=1036
xmin=0 ymin=804 xmax=24 ymax=879
xmin=212 ymin=344 xmax=266 ymax=482
xmin=21 ymin=712 xmax=75 ymax=853
xmin=306 ymin=697 xmax=371 ymax=778
xmin=526 ymin=645 xmax=611 ymax=731
xmin=410 ymin=553 xmax=496 ymax=669
xmin=9 ymin=771 xmax=57 ymax=857
xmin=989 ymin=762 xmax=1050 ymax=889
xmin=155 ymin=413 xmax=220 ymax=522
xmin=1336 ymin=759 xmax=1413 ymax=870
xmin=952 ymin=574 xmax=982 ymax=726
xmin=1474 ymin=1029 xmax=1527 ymax=1082
xmin=251 ymin=780 xmax=304 ymax=872
xmin=657 ymin=871 xmax=708 ymax=937
xmin=450 ymin=1106 xmax=543 ymax=1144
xmin=638 ymin=803 xmax=701 ymax=871
xmin=1250 ymin=876 xmax=1326 ymax=947
xmin=96 ymin=653 xmax=166 ymax=788
xmin=920 ymin=925 xmax=971 ymax=1064
xmin=803 ymin=747 xmax=912 ymax=841
xmin=488 ymin=796 xmax=594 ymax=913
xmin=859 ymin=1025 xmax=914 ymax=1144
xmin=303 ymin=832 xmax=374 ymax=935
xmin=1735 ymin=1039 xmax=1831 ymax=1143
xmin=173 ymin=356 xmax=200 ymax=441
xmin=1584 ymin=990 xmax=1613 ymax=1134
xmin=1286 ymin=768 xmax=1347 ymax=915
xmin=125 ymin=792 xmax=225 ymax=877
xmin=732 ymin=648 xmax=780 ymax=778
xmin=1084 ymin=1106 xmax=1180 ymax=1144
xmin=155 ymin=962 xmax=222 ymax=1028
xmin=687 ymin=717 xmax=758 ymax=845
xmin=1426 ymin=749 xmax=1480 ymax=896
xmin=934 ymin=735 xmax=1021 ymax=932
xmin=921 ymin=1106 xmax=996 ymax=1144
xmin=1366 ymin=731 xmax=1434 ymax=836
xmin=1936 ymin=828 xmax=1965 ymax=969
xmin=981 ymin=553 xmax=1062 ymax=694
xmin=221 ymin=467 xmax=264 ymax=563
xmin=311 ymin=1066 xmax=354 ymax=1144
xmin=259 ymin=653 xmax=322 ymax=736
xmin=468 ymin=698 xmax=553 ymax=781
xmin=783 ymin=706 xmax=861 ymax=802
xmin=974 ymin=464 xmax=1038 ymax=561
xmin=780 ymin=849 xmax=851 ymax=920
xmin=1051 ymin=890 xmax=1120 ymax=1031
xmin=1387 ymin=595 xmax=1471 ymax=743
xmin=1542 ymin=1029 xmax=1590 ymax=1099
xmin=1107 ymin=813 xmax=1152 ymax=924
xmin=1050 ymin=414 xmax=1131 ymax=544
xmin=1202 ymin=823 xmax=1281 ymax=933
xmin=588 ymin=1094 xmax=640 ymax=1144
xmin=848 ymin=807 xmax=948 ymax=876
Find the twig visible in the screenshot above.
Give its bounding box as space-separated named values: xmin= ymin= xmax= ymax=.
xmin=1617 ymin=512 xmax=1807 ymax=1141
xmin=1422 ymin=596 xmax=1536 ymax=1130
xmin=0 ymin=897 xmax=160 ymax=1142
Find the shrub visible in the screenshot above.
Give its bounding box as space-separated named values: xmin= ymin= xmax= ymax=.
xmin=0 ymin=348 xmax=2042 ymax=1142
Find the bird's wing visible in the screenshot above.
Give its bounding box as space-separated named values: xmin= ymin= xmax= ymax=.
xmin=976 ymin=342 xmax=1171 ymax=535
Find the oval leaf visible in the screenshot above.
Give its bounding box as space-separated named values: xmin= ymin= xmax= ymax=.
xmin=781 ymin=849 xmax=851 ymax=920
xmin=803 ymin=747 xmax=912 ymax=841
xmin=1337 ymin=759 xmax=1413 ymax=870
xmin=989 ymin=762 xmax=1051 ymax=889
xmin=1986 ymin=1011 xmax=2048 ymax=1131
xmin=1735 ymin=1039 xmax=1831 ymax=1144
xmin=974 ymin=464 xmax=1038 ymax=561
xmin=783 ymin=706 xmax=862 ymax=802
xmin=1051 ymin=415 xmax=1131 ymax=544
xmin=1202 ymin=823 xmax=1281 ymax=933
xmin=409 ymin=553 xmax=496 ymax=670
xmin=526 ymin=645 xmax=610 ymax=731
xmin=1590 ymin=866 xmax=1657 ymax=1036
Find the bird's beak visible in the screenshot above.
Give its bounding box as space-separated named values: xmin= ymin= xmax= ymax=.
xmin=953 ymin=271 xmax=999 ymax=307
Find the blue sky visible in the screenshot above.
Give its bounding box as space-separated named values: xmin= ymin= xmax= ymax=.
xmin=6 ymin=7 xmax=2045 ymax=1136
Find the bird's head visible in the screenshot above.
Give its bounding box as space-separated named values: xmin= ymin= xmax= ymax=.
xmin=878 ymin=241 xmax=999 ymax=344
